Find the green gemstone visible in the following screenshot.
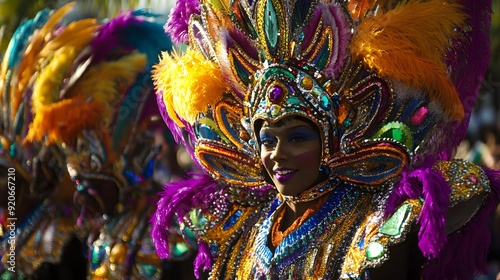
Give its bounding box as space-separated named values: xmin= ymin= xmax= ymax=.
xmin=379 ymin=204 xmax=410 ymax=236
xmin=262 ymin=68 xmax=295 ymax=84
xmin=286 ymin=97 xmax=301 ymax=105
xmin=270 ymin=104 xmax=281 ymax=116
xmin=139 ymin=264 xmax=158 ymax=277
xmin=9 ymin=144 xmax=16 ymax=157
xmin=366 ymin=242 xmax=385 ymax=260
xmin=173 ymin=242 xmax=189 ymax=257
xmin=264 ymin=0 xmax=278 ymax=49
xmin=190 ymin=210 xmax=208 ymax=230
xmin=320 ymin=95 xmax=330 ymax=109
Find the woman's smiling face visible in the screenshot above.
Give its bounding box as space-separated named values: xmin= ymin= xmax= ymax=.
xmin=258 ymin=117 xmax=323 ymax=196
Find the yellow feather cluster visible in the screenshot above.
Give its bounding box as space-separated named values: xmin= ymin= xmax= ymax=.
xmin=27 ymin=51 xmax=147 ymax=146
xmin=350 ymin=0 xmax=466 ymax=121
xmin=66 ymin=51 xmax=147 ymax=119
xmin=14 ymin=2 xmax=79 ymax=115
xmin=153 ymin=49 xmax=227 ymax=127
xmin=31 ymin=18 xmax=98 ymax=114
xmin=25 ymin=96 xmax=105 ymax=145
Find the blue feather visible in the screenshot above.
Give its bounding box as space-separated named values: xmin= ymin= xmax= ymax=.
xmin=5 ymin=9 xmax=50 ymax=68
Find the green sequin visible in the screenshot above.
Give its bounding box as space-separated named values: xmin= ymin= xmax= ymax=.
xmin=379 ymin=204 xmax=410 ymax=236
xmin=173 ymin=242 xmax=190 ymax=257
xmin=366 ymin=242 xmax=385 ymax=260
xmin=373 ymin=122 xmax=413 ymax=149
xmin=139 ymin=264 xmax=158 ymax=278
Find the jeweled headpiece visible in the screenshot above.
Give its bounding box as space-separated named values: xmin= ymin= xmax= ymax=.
xmin=152 ymin=0 xmax=492 ymax=276
xmin=155 ymin=0 xmax=481 ymax=190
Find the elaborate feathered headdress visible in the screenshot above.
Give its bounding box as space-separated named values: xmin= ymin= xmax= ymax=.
xmin=0 ymin=6 xmax=67 ymax=194
xmin=152 ymin=0 xmax=495 ymax=278
xmin=22 ymin=3 xmax=172 ymax=219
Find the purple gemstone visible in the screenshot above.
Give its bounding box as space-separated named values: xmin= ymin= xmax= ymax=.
xmin=268 ymin=85 xmax=284 ymax=103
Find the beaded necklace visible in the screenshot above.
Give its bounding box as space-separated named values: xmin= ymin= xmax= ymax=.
xmin=279 ymin=178 xmax=340 ymax=204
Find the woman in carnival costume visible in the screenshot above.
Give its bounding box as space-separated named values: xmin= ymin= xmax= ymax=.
xmin=151 ymin=0 xmax=499 ymax=279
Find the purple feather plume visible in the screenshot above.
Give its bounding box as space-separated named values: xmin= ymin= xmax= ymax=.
xmin=165 ymin=0 xmax=201 ymax=44
xmin=193 ymin=241 xmax=212 ymax=278
xmin=446 ymin=0 xmax=492 ymax=152
xmin=90 ymin=11 xmax=143 ymax=63
xmin=155 ymin=91 xmax=199 ymax=166
xmin=385 ymin=162 xmax=450 ymax=258
xmin=423 ymin=167 xmax=500 ymax=279
xmin=417 ymin=167 xmax=450 ymax=258
xmin=150 ymin=173 xmax=223 ymax=277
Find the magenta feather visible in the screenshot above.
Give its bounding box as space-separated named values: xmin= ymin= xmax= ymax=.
xmin=385 ymin=162 xmax=450 ymax=259
xmin=423 ymin=167 xmax=500 ymax=279
xmin=165 ymin=0 xmax=201 ymax=44
xmin=155 ymin=91 xmax=199 ymax=164
xmin=317 ymin=3 xmax=351 ymax=78
xmin=193 ymin=240 xmax=212 ymax=278
xmin=416 ymin=167 xmax=450 ymax=258
xmin=150 ymin=173 xmax=221 ymax=258
xmin=445 ymin=0 xmax=492 ymax=155
xmin=90 ymin=11 xmax=143 ymax=63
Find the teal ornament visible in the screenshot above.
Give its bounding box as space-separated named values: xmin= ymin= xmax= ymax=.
xmin=138 ymin=264 xmax=158 ymax=278
xmin=320 ymin=95 xmax=331 ymax=110
xmin=77 ymin=184 xmax=85 ymax=191
xmin=264 ymin=0 xmax=278 ymax=50
xmin=173 ymin=242 xmax=190 ymax=257
xmin=9 ymin=144 xmax=16 ymax=157
xmin=91 ymin=245 xmax=107 ymax=270
xmin=286 ymin=97 xmax=301 ymax=105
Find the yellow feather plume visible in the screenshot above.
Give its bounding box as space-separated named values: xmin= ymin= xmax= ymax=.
xmin=27 ymin=52 xmax=147 ymax=147
xmin=350 ymin=0 xmax=466 ymax=121
xmin=65 ymin=51 xmax=147 ymax=119
xmin=153 ymin=49 xmax=227 ymax=127
xmin=14 ymin=2 xmax=76 ymax=112
xmin=39 ymin=18 xmax=98 ymax=58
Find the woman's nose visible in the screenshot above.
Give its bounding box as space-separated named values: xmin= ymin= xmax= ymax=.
xmin=269 ymin=141 xmax=288 ymax=161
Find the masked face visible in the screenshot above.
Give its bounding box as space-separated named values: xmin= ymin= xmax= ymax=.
xmin=64 ymin=130 xmax=121 ymax=219
xmin=258 ymin=117 xmax=324 ymax=196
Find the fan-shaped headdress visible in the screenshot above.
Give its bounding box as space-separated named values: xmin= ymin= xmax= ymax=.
xmin=23 ymin=3 xmax=172 ymax=221
xmin=152 ymin=0 xmax=496 ymax=278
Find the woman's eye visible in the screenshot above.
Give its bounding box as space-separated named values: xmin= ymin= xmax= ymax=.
xmin=288 ymin=133 xmax=307 ymax=142
xmin=259 ymin=135 xmax=276 ymax=147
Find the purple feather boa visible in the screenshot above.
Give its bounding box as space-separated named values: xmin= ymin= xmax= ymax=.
xmin=155 ymin=91 xmax=199 ymax=166
xmin=385 ymin=162 xmax=450 ymax=259
xmin=165 ymin=0 xmax=201 ymax=44
xmin=423 ymin=168 xmax=500 ymax=279
xmin=90 ymin=11 xmax=143 ymax=63
xmin=150 ymin=173 xmax=222 ymax=276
